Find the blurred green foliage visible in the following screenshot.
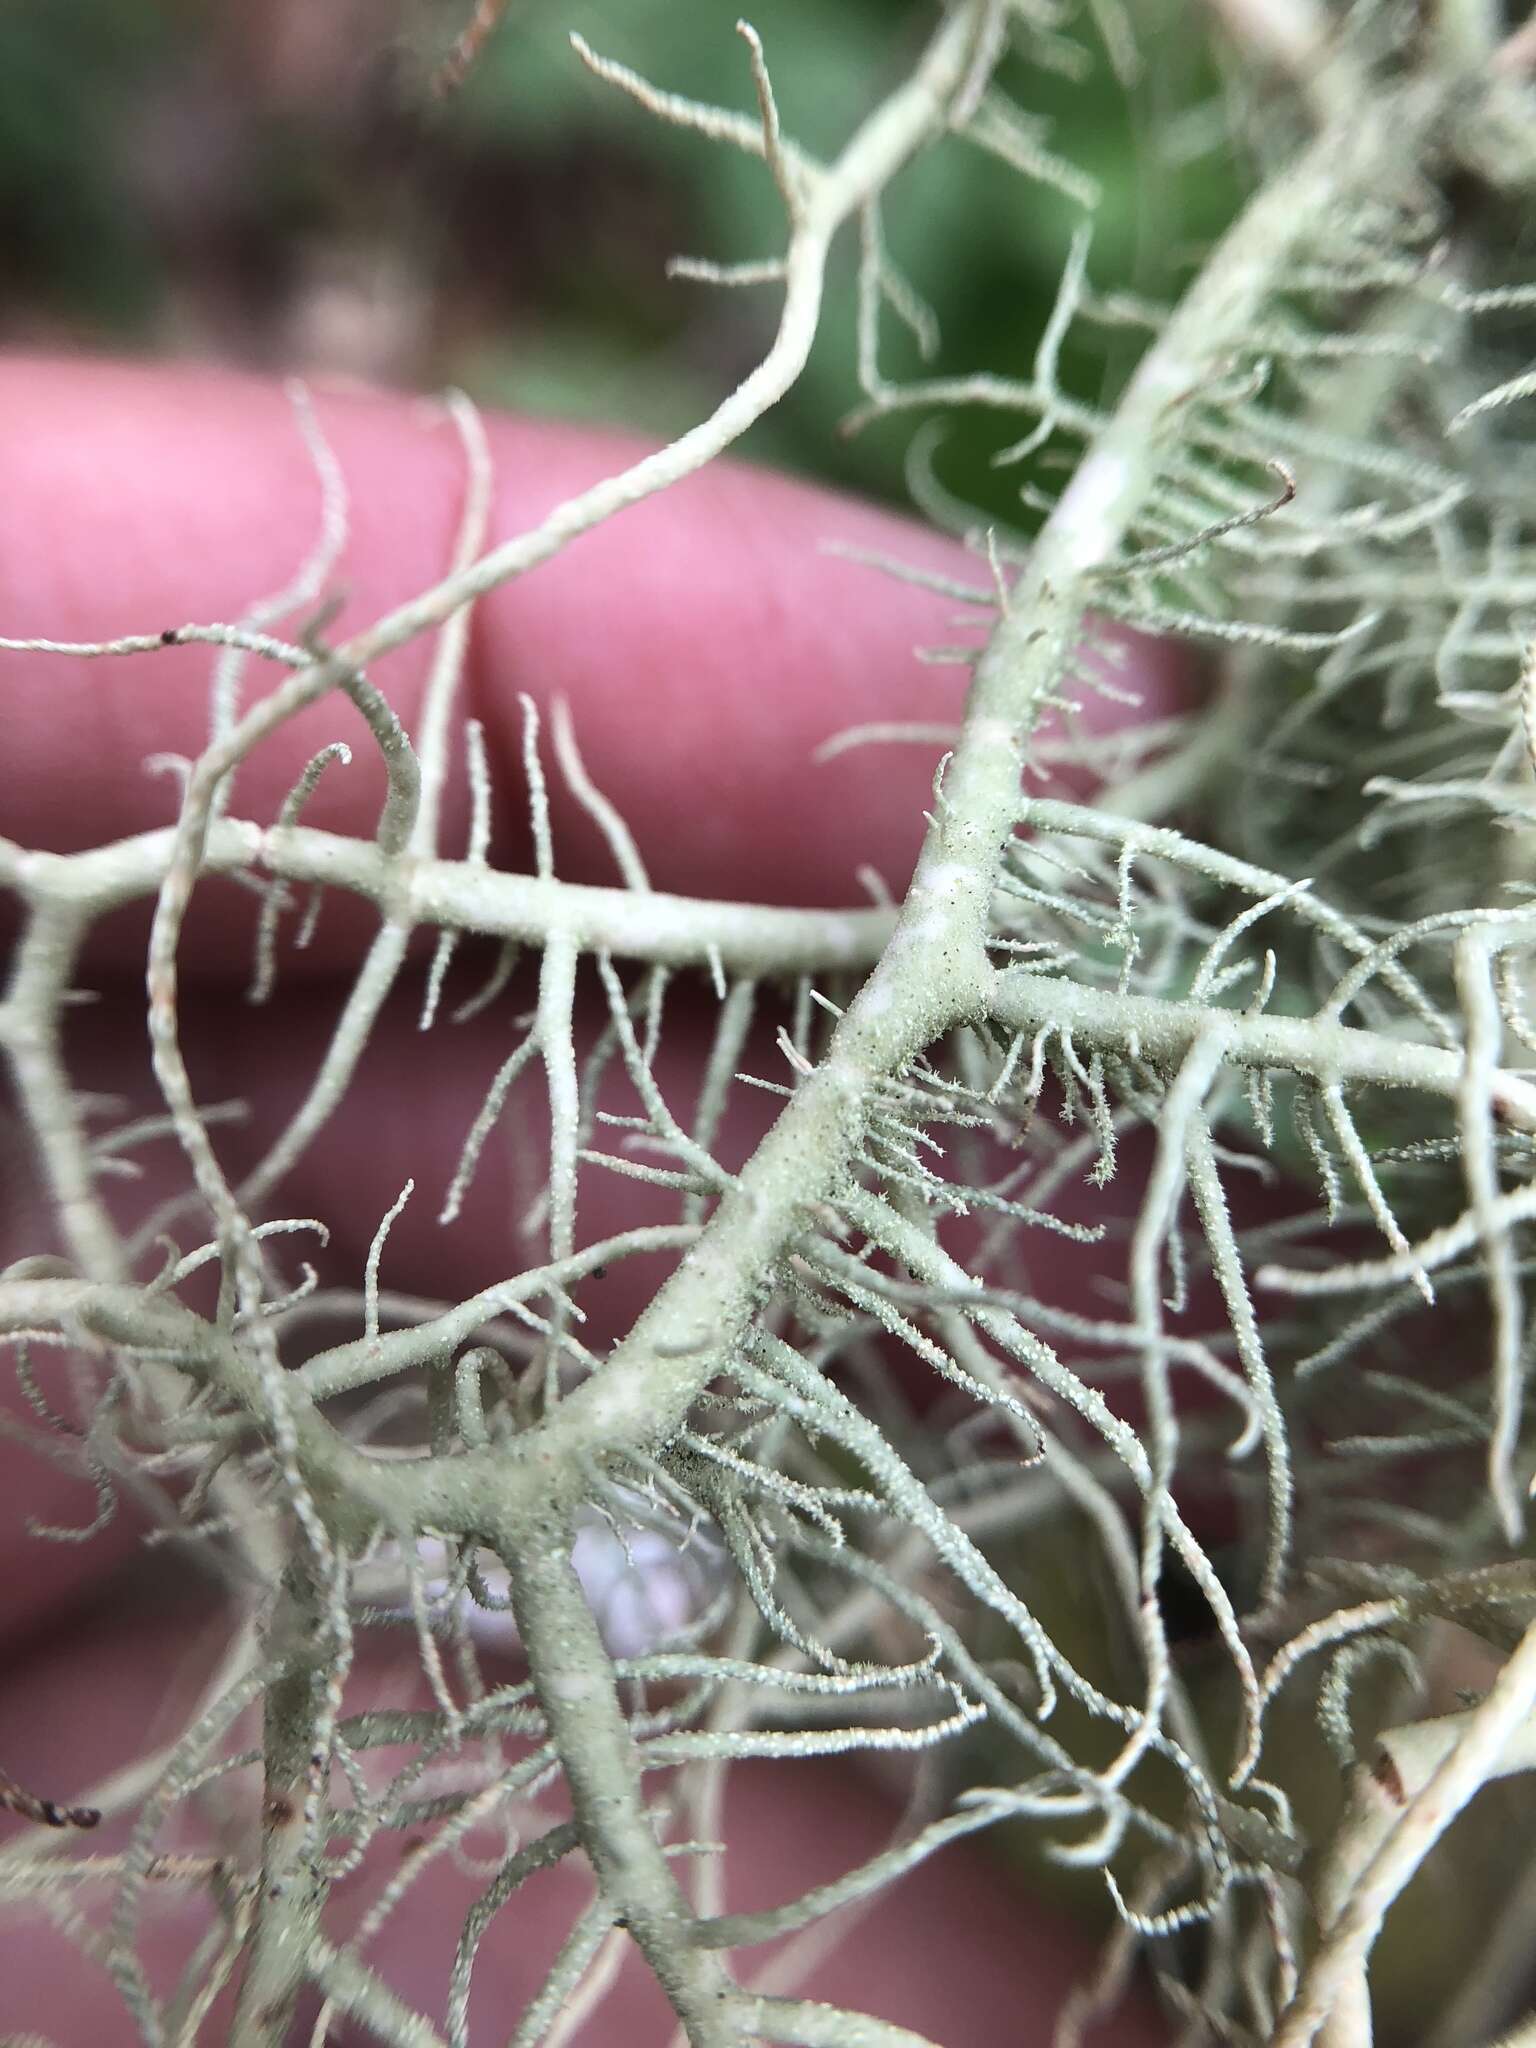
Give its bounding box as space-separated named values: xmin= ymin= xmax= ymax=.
xmin=437 ymin=0 xmax=1248 ymax=520
xmin=0 ymin=0 xmax=174 ymax=333
xmin=0 ymin=0 xmax=1246 ymax=524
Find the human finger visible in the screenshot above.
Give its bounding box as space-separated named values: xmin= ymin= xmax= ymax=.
xmin=0 ymin=353 xmax=1186 ymax=941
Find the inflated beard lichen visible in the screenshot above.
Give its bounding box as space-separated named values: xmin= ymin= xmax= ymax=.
xmin=5 ymin=5 xmax=1536 ymax=2047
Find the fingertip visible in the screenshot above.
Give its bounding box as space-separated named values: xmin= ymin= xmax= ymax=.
xmin=0 ymin=352 xmax=1193 ymax=918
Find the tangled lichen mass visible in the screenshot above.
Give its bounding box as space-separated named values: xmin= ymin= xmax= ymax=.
xmin=6 ymin=5 xmax=1536 ymax=2045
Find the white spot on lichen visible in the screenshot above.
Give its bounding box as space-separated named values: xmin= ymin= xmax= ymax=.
xmin=351 ymin=1507 xmax=724 ymax=1661
xmin=1059 ymin=449 xmax=1133 ymax=572
xmin=571 ymin=1508 xmax=725 ymax=1657
xmin=914 ymin=861 xmax=969 ymax=898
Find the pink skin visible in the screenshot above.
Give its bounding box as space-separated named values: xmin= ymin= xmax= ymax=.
xmin=0 ymin=357 xmax=1178 ymax=2044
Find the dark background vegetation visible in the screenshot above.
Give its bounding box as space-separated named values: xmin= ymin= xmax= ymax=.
xmin=0 ymin=0 xmax=1243 ymax=529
